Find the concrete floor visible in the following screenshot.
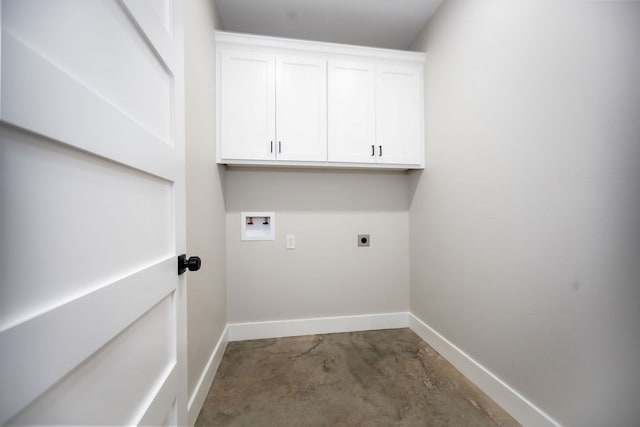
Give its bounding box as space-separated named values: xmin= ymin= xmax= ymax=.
xmin=196 ymin=328 xmax=520 ymax=426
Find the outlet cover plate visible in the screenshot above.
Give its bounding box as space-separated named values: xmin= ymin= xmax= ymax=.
xmin=358 ymin=234 xmax=370 ymax=247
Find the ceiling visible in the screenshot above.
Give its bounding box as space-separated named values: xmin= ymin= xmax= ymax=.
xmin=214 ymin=0 xmax=445 ymax=50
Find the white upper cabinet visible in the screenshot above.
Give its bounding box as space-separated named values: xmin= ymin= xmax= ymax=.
xmin=219 ymin=50 xmax=275 ymax=161
xmin=376 ymin=64 xmax=424 ymax=166
xmin=328 ymin=61 xmax=424 ymax=166
xmin=216 ymin=32 xmax=425 ymax=169
xmin=327 ymin=60 xmax=376 ymax=163
xmin=276 ymin=56 xmax=327 ymax=162
xmin=219 ymin=50 xmax=326 ymax=162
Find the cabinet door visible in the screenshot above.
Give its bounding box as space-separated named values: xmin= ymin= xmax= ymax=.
xmin=328 ymin=60 xmax=376 ymax=163
xmin=219 ymin=50 xmax=275 ymax=160
xmin=276 ymin=56 xmax=327 ymax=162
xmin=376 ymin=64 xmax=424 ymax=166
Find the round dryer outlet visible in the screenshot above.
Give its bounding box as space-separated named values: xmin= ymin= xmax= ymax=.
xmin=358 ymin=234 xmax=370 ymax=247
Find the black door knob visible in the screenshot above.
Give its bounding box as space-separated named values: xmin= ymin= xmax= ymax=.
xmin=178 ymin=254 xmax=202 ymax=275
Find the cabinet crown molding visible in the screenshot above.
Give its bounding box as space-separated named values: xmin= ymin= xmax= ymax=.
xmin=215 ymin=31 xmax=426 ymax=64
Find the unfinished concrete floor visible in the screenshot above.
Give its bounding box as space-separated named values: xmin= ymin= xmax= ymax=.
xmin=196 ymin=328 xmax=519 ymax=426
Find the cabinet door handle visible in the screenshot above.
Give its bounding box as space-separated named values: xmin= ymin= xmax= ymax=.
xmin=278 ymin=141 xmax=282 ymax=153
xmin=270 ymin=141 xmax=273 ymax=153
xmin=371 ymin=145 xmax=375 ymax=156
xmin=379 ymin=145 xmax=383 ymax=157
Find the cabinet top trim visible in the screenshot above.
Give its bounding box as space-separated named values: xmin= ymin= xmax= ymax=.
xmin=215 ymin=31 xmax=426 ymax=64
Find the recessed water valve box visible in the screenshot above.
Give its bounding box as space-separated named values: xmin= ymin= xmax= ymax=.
xmin=358 ymin=234 xmax=370 ymax=247
xmin=241 ymin=211 xmax=275 ymax=240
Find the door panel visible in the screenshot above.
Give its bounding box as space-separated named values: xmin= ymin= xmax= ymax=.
xmin=0 ymin=258 xmax=176 ymax=425
xmin=376 ymin=64 xmax=423 ymax=166
xmin=9 ymin=295 xmax=176 ymax=426
xmin=276 ymin=56 xmax=327 ymax=162
xmin=3 ymin=0 xmax=173 ymax=145
xmin=0 ymin=0 xmax=186 ymax=425
xmin=219 ymin=50 xmax=275 ymax=161
xmin=0 ymin=128 xmax=173 ymax=329
xmin=327 ymin=60 xmax=375 ymax=163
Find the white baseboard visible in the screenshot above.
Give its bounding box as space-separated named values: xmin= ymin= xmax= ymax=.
xmin=227 ymin=312 xmax=409 ymax=342
xmin=408 ymin=314 xmax=561 ymax=427
xmin=187 ymin=325 xmax=229 ymax=427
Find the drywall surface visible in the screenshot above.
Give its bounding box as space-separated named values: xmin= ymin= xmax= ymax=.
xmin=409 ymin=1 xmax=640 ymax=426
xmin=184 ymin=0 xmax=227 ymax=401
xmin=226 ymin=168 xmax=410 ymax=322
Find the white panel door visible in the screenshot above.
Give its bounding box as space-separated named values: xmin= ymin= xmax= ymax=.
xmin=219 ymin=49 xmax=276 ymax=161
xmin=327 ymin=60 xmax=376 ymax=163
xmin=0 ymin=0 xmax=188 ymax=425
xmin=376 ymin=64 xmax=424 ymax=166
xmin=275 ymin=56 xmax=327 ymax=162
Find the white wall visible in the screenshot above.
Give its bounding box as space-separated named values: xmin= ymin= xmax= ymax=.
xmin=184 ymin=0 xmax=227 ymax=408
xmin=409 ymin=1 xmax=640 ymax=426
xmin=225 ymin=168 xmax=410 ymax=322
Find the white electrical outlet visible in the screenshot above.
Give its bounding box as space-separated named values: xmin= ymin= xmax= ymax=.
xmin=286 ymin=234 xmax=296 ymax=249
